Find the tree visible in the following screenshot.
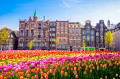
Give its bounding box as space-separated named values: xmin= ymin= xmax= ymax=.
xmin=82 ymin=39 xmax=86 ymax=51
xmin=0 ymin=27 xmax=9 ymax=50
xmin=55 ymin=38 xmax=58 ymax=50
xmin=104 ymin=31 xmax=113 ymax=51
xmin=29 ymin=40 xmax=33 ymax=50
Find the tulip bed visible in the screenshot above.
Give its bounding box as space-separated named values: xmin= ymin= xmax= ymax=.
xmin=0 ymin=50 xmax=119 ymax=79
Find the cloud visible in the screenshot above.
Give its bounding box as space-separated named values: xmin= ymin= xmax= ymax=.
xmin=63 ymin=1 xmax=70 ymax=7
xmin=61 ymin=0 xmax=82 ymax=8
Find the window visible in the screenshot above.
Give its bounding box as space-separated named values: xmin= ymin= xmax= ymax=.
xmin=38 ymin=23 xmax=41 ymax=27
xmin=50 ymin=23 xmax=56 ymax=26
xmin=78 ymin=26 xmax=80 ymax=28
xmin=86 ymin=31 xmax=90 ymax=34
xmin=21 ymin=30 xmax=23 ymax=36
xmin=57 ymin=34 xmax=60 ymax=37
xmin=78 ymin=29 xmax=80 ymax=33
xmin=65 ymin=34 xmax=68 ymax=37
xmin=70 ymin=25 xmax=72 ymax=27
xmin=61 ymin=23 xmax=63 ymax=26
xmin=59 ymin=39 xmax=61 ymax=42
xmin=65 ymin=29 xmax=67 ymax=32
xmin=31 ymin=24 xmax=34 ymax=28
xmin=83 ymin=30 xmax=86 ymax=34
xmin=61 ymin=29 xmax=63 ymax=32
xmin=100 ymin=24 xmax=103 ymax=27
xmin=52 ymin=39 xmax=55 ymax=41
xmin=91 ymin=36 xmax=94 ymax=41
xmin=87 ymin=36 xmax=90 ymax=41
xmin=43 ymin=24 xmax=46 ymax=27
xmin=43 ymin=42 xmax=45 ymax=46
xmin=65 ymin=24 xmax=67 ymax=26
xmin=31 ymin=30 xmax=34 ymax=36
xmin=52 ymin=33 xmax=55 ymax=36
xmin=91 ymin=30 xmax=94 ymax=35
xmin=52 ymin=28 xmax=55 ymax=31
xmin=100 ymin=43 xmax=103 ymax=48
xmin=57 ymin=23 xmax=59 ymax=26
xmin=59 ymin=44 xmax=62 ymax=48
xmin=27 ymin=24 xmax=29 ymax=28
xmin=69 ymin=29 xmax=72 ymax=32
xmin=26 ymin=30 xmax=29 ymax=36
xmin=74 ymin=29 xmax=76 ymax=33
xmin=87 ymin=41 xmax=90 ymax=46
xmin=83 ymin=36 xmax=85 ymax=40
xmin=96 ymin=32 xmax=99 ymax=36
xmin=96 ymin=43 xmax=99 ymax=48
xmin=100 ymin=27 xmax=103 ymax=31
xmin=57 ymin=28 xmax=60 ymax=31
xmin=91 ymin=42 xmax=94 ymax=47
xmin=100 ymin=38 xmax=103 ymax=42
xmin=62 ymin=44 xmax=65 ymax=48
xmin=21 ymin=24 xmax=24 ymax=28
xmin=74 ymin=26 xmax=76 ymax=28
xmin=61 ymin=34 xmax=64 ymax=37
xmin=43 ymin=30 xmax=46 ymax=36
xmin=38 ymin=30 xmax=41 ymax=35
xmin=86 ymin=26 xmax=90 ymax=30
xmin=38 ymin=42 xmax=40 ymax=47
xmin=96 ymin=37 xmax=99 ymax=42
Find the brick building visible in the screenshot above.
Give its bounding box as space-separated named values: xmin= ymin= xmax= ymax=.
xmin=49 ymin=21 xmax=56 ymax=50
xmin=18 ymin=10 xmax=50 ymax=50
xmin=56 ymin=21 xmax=69 ymax=51
xmin=68 ymin=22 xmax=82 ymax=51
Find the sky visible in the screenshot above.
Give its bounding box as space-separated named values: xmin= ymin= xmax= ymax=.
xmin=0 ymin=0 xmax=120 ymax=30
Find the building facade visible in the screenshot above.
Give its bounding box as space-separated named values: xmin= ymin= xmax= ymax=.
xmin=81 ymin=20 xmax=96 ymax=51
xmin=56 ymin=21 xmax=69 ymax=51
xmin=68 ymin=22 xmax=82 ymax=51
xmin=111 ymin=30 xmax=120 ymax=51
xmin=95 ymin=20 xmax=107 ymax=50
xmin=49 ymin=21 xmax=56 ymax=50
xmin=18 ymin=10 xmax=50 ymax=50
xmin=18 ymin=11 xmax=109 ymax=51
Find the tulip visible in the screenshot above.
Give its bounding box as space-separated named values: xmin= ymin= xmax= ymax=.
xmin=65 ymin=72 xmax=68 ymax=77
xmin=76 ymin=75 xmax=78 ymax=79
xmin=83 ymin=71 xmax=87 ymax=75
xmin=45 ymin=75 xmax=48 ymax=79
xmin=61 ymin=71 xmax=64 ymax=76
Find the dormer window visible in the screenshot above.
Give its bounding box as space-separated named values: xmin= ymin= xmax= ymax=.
xmin=86 ymin=26 xmax=90 ymax=30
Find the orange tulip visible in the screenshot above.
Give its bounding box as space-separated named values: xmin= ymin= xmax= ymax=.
xmin=27 ymin=74 xmax=31 ymax=78
xmin=65 ymin=72 xmax=68 ymax=77
xmin=20 ymin=76 xmax=24 ymax=79
xmin=61 ymin=71 xmax=64 ymax=76
xmin=26 ymin=70 xmax=30 ymax=74
xmin=53 ymin=72 xmax=55 ymax=76
xmin=90 ymin=69 xmax=92 ymax=73
xmin=74 ymin=67 xmax=77 ymax=71
xmin=0 ymin=75 xmax=3 ymax=79
xmin=34 ymin=75 xmax=38 ymax=79
xmin=4 ymin=77 xmax=7 ymax=79
xmin=83 ymin=71 xmax=87 ymax=75
xmin=21 ymin=72 xmax=25 ymax=76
